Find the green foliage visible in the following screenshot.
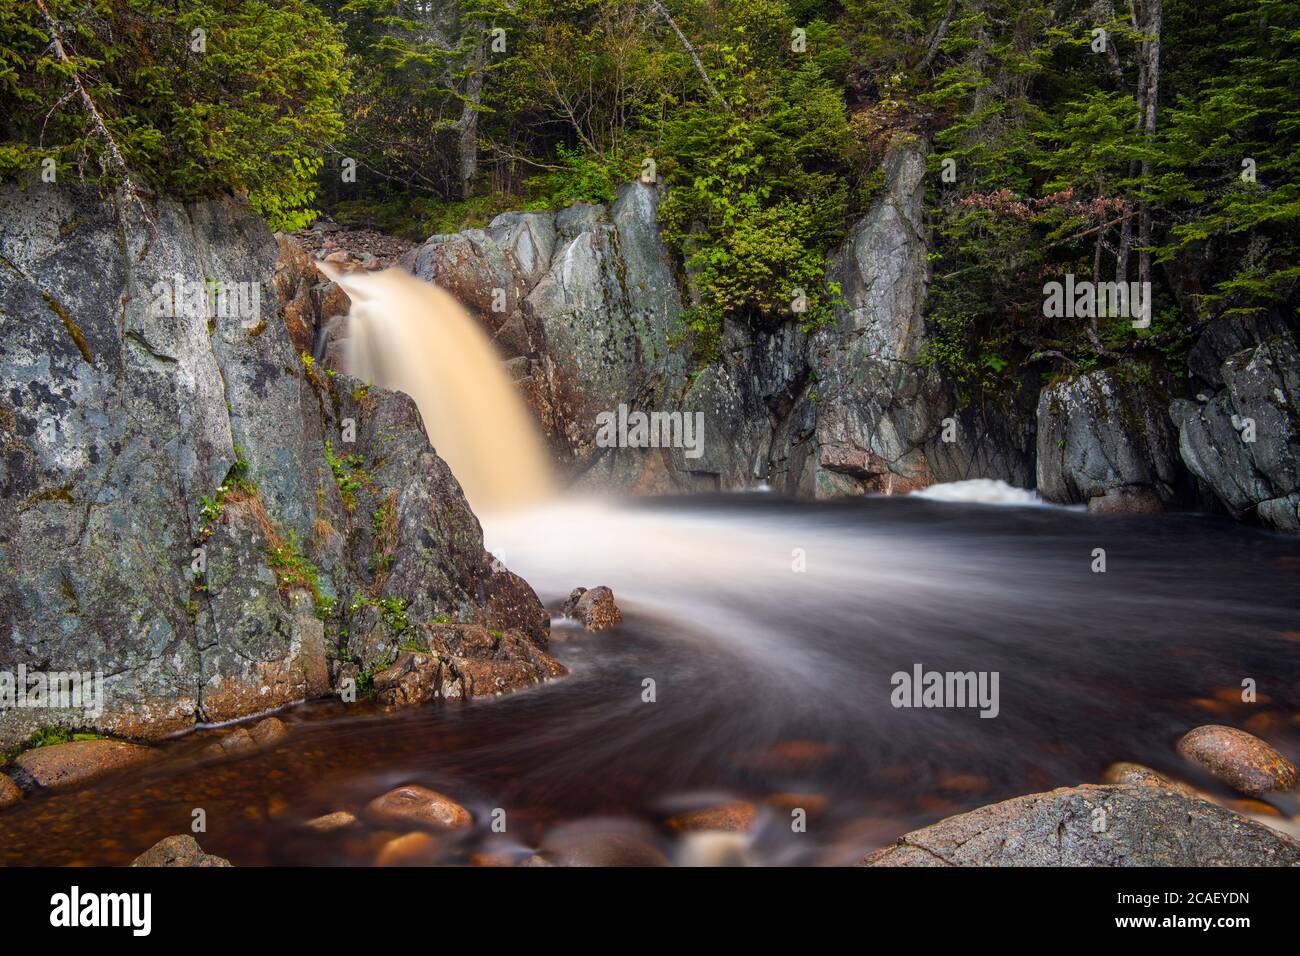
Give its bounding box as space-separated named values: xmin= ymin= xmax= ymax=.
xmin=2 ymin=728 xmax=105 ymax=766
xmin=349 ymin=594 xmax=410 ymax=635
xmin=0 ymin=0 xmax=349 ymax=229
xmin=324 ymin=438 xmax=367 ymax=510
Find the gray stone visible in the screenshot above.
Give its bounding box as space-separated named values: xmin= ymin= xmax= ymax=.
xmin=1036 ymin=369 xmax=1181 ymax=506
xmin=130 ymin=834 xmax=232 ymax=867
xmin=862 ymin=784 xmax=1300 ymax=866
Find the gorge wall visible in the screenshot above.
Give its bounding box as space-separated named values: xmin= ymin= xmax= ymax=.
xmin=0 ymin=184 xmax=551 ymax=750
xmin=310 ymin=137 xmax=1295 ymax=529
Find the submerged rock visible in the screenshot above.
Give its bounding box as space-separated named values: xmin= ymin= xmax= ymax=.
xmin=202 ymin=716 xmax=289 ymax=759
xmin=303 ymin=810 xmax=357 ymax=832
xmin=374 ymin=831 xmax=440 ymax=866
xmin=862 ymin=784 xmax=1300 ymax=866
xmin=0 ymin=773 xmax=21 ymax=809
xmin=366 ymin=785 xmax=472 ymax=831
xmin=666 ymin=801 xmax=758 ymax=833
xmin=131 ymin=835 xmax=233 ymax=867
xmin=541 ymin=821 xmax=669 ymax=867
xmin=563 ymin=586 xmax=622 ymax=631
xmin=13 ymin=739 xmax=155 ymax=789
xmin=1102 ymin=762 xmax=1194 ymax=793
xmin=1176 ymin=724 xmax=1297 ymax=797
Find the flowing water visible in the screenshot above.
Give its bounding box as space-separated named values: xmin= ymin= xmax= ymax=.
xmin=2 ymin=270 xmax=1297 ymax=866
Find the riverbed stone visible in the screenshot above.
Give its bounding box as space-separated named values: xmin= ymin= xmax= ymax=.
xmin=541 ymin=824 xmax=669 ymax=867
xmin=1102 ymin=762 xmax=1194 ymax=793
xmin=1176 ymin=724 xmax=1297 ymax=796
xmin=304 ymin=810 xmax=357 ymax=832
xmin=666 ymin=801 xmax=759 ymax=833
xmin=0 ymin=773 xmax=21 ymax=809
xmin=130 ymin=834 xmax=233 ymax=867
xmin=366 ymin=785 xmax=472 ymax=831
xmin=375 ymin=831 xmax=441 ymax=866
xmin=13 ymin=739 xmax=156 ymax=789
xmin=862 ymin=784 xmax=1300 ymax=866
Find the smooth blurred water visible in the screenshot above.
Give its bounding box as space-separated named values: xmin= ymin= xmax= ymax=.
xmin=2 ymin=494 xmax=1297 ymax=865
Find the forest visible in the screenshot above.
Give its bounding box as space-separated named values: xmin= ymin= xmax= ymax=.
xmin=2 ymin=0 xmax=1297 ymax=402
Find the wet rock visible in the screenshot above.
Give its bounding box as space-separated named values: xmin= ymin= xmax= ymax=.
xmin=372 ymin=651 xmax=443 ymax=708
xmin=1036 ymin=369 xmax=1181 ymax=508
xmin=366 ymin=785 xmax=472 ymax=831
xmin=248 ymin=717 xmax=288 ymax=746
xmin=1174 ymin=334 xmax=1300 ymax=532
xmin=1102 ymin=762 xmax=1194 ymax=793
xmin=1087 ymin=485 xmax=1164 ymax=516
xmin=861 ymin=784 xmax=1300 ymax=866
xmin=765 ymin=792 xmax=829 ymax=819
xmin=375 ymin=832 xmax=440 ymax=866
xmin=304 ymin=810 xmax=357 ymax=832
xmin=14 ymin=739 xmax=155 ymax=789
xmin=1176 ymin=725 xmax=1297 ymax=796
xmin=563 ymin=586 xmax=622 ymax=631
xmin=131 ymin=835 xmax=233 ymax=867
xmin=544 ymin=833 xmax=668 ymax=868
xmin=520 ymin=854 xmax=554 ymax=867
xmin=203 ymin=727 xmax=256 ymax=758
xmin=677 ymin=832 xmax=755 ymax=867
xmin=666 ymin=801 xmax=758 ymax=833
xmin=0 ymin=773 xmax=21 ymax=809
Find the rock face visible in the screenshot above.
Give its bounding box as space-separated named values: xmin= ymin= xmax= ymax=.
xmin=1036 ymin=369 xmax=1181 ymax=509
xmin=130 ymin=834 xmax=232 ymax=867
xmin=0 ymin=183 xmax=549 ymax=750
xmin=1173 ymin=334 xmax=1300 ymax=532
xmin=11 ymin=738 xmax=155 ymax=789
xmin=862 ymin=784 xmax=1300 ymax=866
xmin=1176 ymin=724 xmax=1297 ymax=797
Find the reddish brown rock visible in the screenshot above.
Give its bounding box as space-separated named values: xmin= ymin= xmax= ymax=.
xmin=248 ymin=717 xmax=288 ymax=747
xmin=372 ymin=651 xmax=444 ymax=707
xmin=666 ymin=801 xmax=758 ymax=833
xmin=563 ymin=586 xmax=622 ymax=631
xmin=131 ymin=835 xmax=232 ymax=867
xmin=542 ymin=831 xmax=668 ymax=867
xmin=14 ymin=739 xmax=155 ymax=789
xmin=304 ymin=810 xmax=358 ymax=832
xmin=366 ymin=785 xmax=472 ymax=831
xmin=0 ymin=773 xmax=21 ymax=809
xmin=375 ymin=832 xmax=440 ymax=866
xmin=1102 ymin=761 xmax=1195 ymax=794
xmin=1176 ymin=725 xmax=1297 ymax=796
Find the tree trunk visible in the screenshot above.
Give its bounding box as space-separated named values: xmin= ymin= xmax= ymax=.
xmin=455 ymin=34 xmax=487 ymax=201
xmin=1137 ymin=0 xmax=1162 ymax=293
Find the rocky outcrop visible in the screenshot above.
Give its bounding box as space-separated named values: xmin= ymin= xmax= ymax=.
xmin=1036 ymin=368 xmax=1182 ymax=510
xmin=370 ymin=622 xmax=565 ymax=707
xmin=0 ymin=183 xmax=549 ymax=750
xmin=862 ymin=784 xmax=1300 ymax=866
xmin=1173 ymin=334 xmax=1300 ymax=532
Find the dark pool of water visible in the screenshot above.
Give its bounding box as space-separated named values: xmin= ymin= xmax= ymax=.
xmin=2 ymin=495 xmax=1297 ymax=866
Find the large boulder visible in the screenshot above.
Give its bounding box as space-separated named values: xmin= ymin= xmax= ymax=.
xmin=0 ymin=182 xmax=548 ymax=750
xmin=1174 ymin=334 xmax=1300 ymax=532
xmin=1036 ymin=368 xmax=1181 ymax=509
xmin=862 ymin=784 xmax=1300 ymax=866
xmin=12 ymin=738 xmax=156 ymax=789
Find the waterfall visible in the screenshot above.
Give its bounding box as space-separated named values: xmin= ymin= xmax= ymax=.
xmin=320 ymin=264 xmax=555 ymax=513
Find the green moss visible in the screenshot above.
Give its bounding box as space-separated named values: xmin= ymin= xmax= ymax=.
xmin=2 ymin=727 xmax=104 ymax=766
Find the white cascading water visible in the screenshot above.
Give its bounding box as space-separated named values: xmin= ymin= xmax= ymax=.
xmin=321 ymin=264 xmax=555 ymax=514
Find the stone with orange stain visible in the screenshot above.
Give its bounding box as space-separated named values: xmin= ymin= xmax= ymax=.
xmin=375 ymin=832 xmax=440 ymax=866
xmin=304 ymin=810 xmax=357 ymax=832
xmin=366 ymin=785 xmax=472 ymax=831
xmin=1223 ymin=798 xmax=1283 ymax=818
xmin=1102 ymin=761 xmax=1195 ymax=794
xmin=752 ymin=739 xmax=837 ymax=772
xmin=666 ymin=801 xmax=758 ymax=833
xmin=14 ymin=739 xmax=156 ymax=790
xmin=1177 ymin=725 xmax=1297 ymax=796
xmin=1212 ymin=686 xmax=1270 ymax=705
